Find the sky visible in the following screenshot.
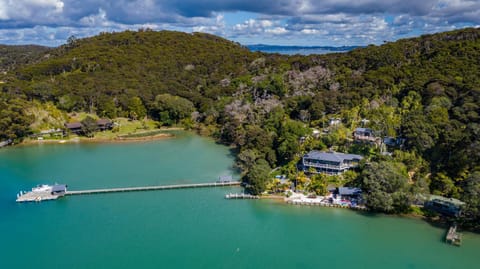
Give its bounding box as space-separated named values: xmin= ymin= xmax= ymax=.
xmin=0 ymin=0 xmax=479 ymax=47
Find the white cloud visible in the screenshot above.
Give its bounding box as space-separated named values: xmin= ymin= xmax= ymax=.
xmin=0 ymin=0 xmax=64 ymax=21
xmin=79 ymin=8 xmax=109 ymax=27
xmin=265 ymin=27 xmax=288 ymax=35
xmin=260 ymin=20 xmax=273 ymax=27
xmin=192 ymin=14 xmax=226 ymax=35
xmin=232 ymin=18 xmax=288 ymax=37
xmin=300 ymin=29 xmax=319 ymax=34
xmin=0 ymin=0 xmax=479 ymax=46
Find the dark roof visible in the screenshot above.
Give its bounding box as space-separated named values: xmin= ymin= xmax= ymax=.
xmin=65 ymin=122 xmax=82 ymax=129
xmin=429 ymin=195 xmax=465 ymax=206
xmin=96 ymin=119 xmax=112 ymax=125
xmin=51 ymin=184 xmax=67 ymax=192
xmin=338 ymin=187 xmax=362 ymax=196
xmin=303 ymin=151 xmax=363 ymax=163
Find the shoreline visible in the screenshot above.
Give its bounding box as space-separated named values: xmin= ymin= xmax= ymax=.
xmin=20 ymin=127 xmax=183 ymax=147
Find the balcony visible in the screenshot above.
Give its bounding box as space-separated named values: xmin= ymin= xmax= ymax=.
xmin=354 ymin=135 xmax=379 ymax=142
xmin=303 ymin=161 xmax=352 ymax=170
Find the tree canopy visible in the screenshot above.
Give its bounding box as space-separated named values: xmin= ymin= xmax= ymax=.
xmin=360 ymin=161 xmax=413 ymax=213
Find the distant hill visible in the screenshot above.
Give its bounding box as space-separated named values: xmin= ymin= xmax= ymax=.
xmin=6 ymin=30 xmax=258 ymax=111
xmin=246 ymin=44 xmax=359 ymax=55
xmin=3 ymin=27 xmax=479 ymax=120
xmin=3 ymin=28 xmax=479 ymax=115
xmin=0 ymin=44 xmax=51 ymax=73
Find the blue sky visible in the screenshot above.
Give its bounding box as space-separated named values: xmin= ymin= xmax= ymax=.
xmin=0 ymin=0 xmax=478 ymax=47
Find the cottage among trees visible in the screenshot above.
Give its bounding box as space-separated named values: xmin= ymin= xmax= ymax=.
xmin=64 ymin=119 xmax=113 ymax=135
xmin=353 ymin=128 xmax=379 ymax=143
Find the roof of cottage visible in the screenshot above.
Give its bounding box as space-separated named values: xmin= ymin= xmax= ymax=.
xmin=303 ymin=151 xmax=363 ymax=163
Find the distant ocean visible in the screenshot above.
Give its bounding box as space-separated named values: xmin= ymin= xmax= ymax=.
xmin=246 ymin=44 xmax=359 ymax=55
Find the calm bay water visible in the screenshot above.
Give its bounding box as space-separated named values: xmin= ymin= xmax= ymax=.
xmin=1 ymin=132 xmax=479 ymax=269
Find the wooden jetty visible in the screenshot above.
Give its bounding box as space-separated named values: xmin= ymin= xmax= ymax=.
xmin=17 ymin=181 xmax=241 ymax=202
xmin=225 ymin=193 xmax=259 ymax=199
xmin=66 ymin=181 xmax=241 ymax=196
xmin=446 ymin=225 xmax=462 ymax=246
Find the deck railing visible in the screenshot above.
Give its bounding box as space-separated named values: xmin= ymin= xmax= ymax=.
xmin=303 ymin=161 xmax=353 ymax=170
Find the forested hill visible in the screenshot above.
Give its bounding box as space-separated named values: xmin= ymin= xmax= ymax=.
xmin=4 ymin=30 xmax=258 ymax=112
xmin=0 ymin=45 xmax=51 ymax=73
xmin=1 ymin=28 xmax=480 ymax=228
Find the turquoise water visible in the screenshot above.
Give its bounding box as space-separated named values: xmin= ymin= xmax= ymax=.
xmin=1 ymin=132 xmax=479 ymax=268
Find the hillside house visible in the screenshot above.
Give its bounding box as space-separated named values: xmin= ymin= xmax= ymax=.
xmin=383 ymin=136 xmax=406 ymax=147
xmin=302 ymin=151 xmax=363 ymax=175
xmin=354 ymin=127 xmax=379 ymax=143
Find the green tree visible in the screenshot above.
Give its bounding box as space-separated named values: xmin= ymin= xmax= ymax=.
xmin=237 ymin=148 xmax=260 ymax=171
xmin=276 ymin=120 xmax=308 ymax=164
xmin=243 ymin=159 xmax=271 ymax=195
xmin=98 ymin=98 xmax=117 ymax=118
xmin=402 ymin=110 xmax=438 ymax=152
xmin=66 ymin=35 xmax=78 ymax=49
xmin=461 ymin=172 xmax=480 ymax=229
xmin=154 ymin=94 xmax=195 ymax=124
xmin=368 ymin=104 xmax=401 ymax=137
xmin=127 ymin=96 xmax=146 ymax=120
xmin=309 ymin=173 xmax=328 ymax=195
xmin=430 ymin=172 xmax=458 ymax=197
xmin=80 ymin=116 xmax=97 ymax=137
xmin=361 ymin=161 xmax=413 ymax=213
xmin=0 ymin=98 xmax=33 ymax=141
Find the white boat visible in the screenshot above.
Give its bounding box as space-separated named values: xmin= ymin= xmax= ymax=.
xmin=31 ymin=185 xmax=52 ymax=192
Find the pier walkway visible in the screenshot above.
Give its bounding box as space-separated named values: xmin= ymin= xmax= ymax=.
xmin=66 ymin=181 xmax=241 ymax=196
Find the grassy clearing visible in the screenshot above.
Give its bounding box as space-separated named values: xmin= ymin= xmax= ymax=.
xmin=117 ymin=130 xmax=172 ymax=138
xmin=91 ymin=118 xmax=183 ymax=140
xmin=92 ymin=118 xmax=159 ymax=140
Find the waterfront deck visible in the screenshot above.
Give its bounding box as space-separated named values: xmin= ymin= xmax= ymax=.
xmin=16 ymin=191 xmax=60 ymax=202
xmin=286 ymin=199 xmax=368 ymax=211
xmin=446 ymin=225 xmax=462 ymax=246
xmin=225 ymin=193 xmax=259 ymax=199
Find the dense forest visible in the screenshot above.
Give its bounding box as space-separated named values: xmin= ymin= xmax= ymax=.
xmin=0 ymin=28 xmax=479 ymax=229
xmin=0 ymin=44 xmax=51 ymax=73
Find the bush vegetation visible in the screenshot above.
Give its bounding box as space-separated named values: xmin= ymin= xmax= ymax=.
xmin=1 ymin=28 xmax=479 ymax=228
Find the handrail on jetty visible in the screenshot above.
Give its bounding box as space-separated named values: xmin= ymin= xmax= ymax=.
xmin=66 ymin=181 xmax=241 ymax=196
